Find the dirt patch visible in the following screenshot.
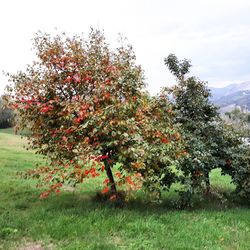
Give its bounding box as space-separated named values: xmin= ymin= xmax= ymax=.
xmin=111 ymin=235 xmax=123 ymax=245
xmin=18 ymin=241 xmax=53 ymax=250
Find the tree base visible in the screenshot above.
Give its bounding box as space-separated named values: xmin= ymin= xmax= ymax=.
xmin=94 ymin=190 xmax=126 ymax=208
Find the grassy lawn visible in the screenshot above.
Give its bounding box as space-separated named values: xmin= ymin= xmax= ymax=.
xmin=0 ymin=129 xmax=249 ymax=249
xmin=0 ymin=127 xmax=15 ymax=135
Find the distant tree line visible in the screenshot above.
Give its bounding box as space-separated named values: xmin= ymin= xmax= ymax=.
xmin=225 ymin=107 xmax=250 ymax=143
xmin=0 ymin=96 xmax=14 ymax=128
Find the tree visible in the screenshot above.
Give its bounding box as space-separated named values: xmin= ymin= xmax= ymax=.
xmin=225 ymin=107 xmax=250 ymax=143
xmin=223 ymin=108 xmax=250 ymax=201
xmin=164 ymin=54 xmax=250 ymax=204
xmin=165 ymin=54 xmax=225 ymax=195
xmin=217 ymin=123 xmax=250 ymax=202
xmin=5 ymin=30 xmax=183 ymax=199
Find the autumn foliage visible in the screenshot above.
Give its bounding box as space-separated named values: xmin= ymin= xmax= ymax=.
xmin=5 ymin=29 xmax=183 ymax=199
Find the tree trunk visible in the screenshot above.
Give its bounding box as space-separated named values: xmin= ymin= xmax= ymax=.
xmin=104 ymin=161 xmax=117 ymax=194
xmin=205 ymin=172 xmax=210 ymax=194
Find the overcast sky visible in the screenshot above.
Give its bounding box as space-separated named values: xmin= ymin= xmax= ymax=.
xmin=0 ymin=0 xmax=250 ymax=95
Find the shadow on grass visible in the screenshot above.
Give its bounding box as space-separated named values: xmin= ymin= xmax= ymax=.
xmin=4 ymin=181 xmax=248 ymax=218
xmin=31 ymin=187 xmax=249 ymax=217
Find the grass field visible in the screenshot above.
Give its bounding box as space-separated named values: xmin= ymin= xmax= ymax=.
xmin=0 ymin=128 xmax=249 ymax=249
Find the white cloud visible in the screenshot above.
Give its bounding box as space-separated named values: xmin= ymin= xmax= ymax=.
xmin=1 ymin=0 xmax=250 ymax=94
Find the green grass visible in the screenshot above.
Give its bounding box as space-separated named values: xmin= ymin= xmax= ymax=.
xmin=0 ymin=130 xmax=249 ymax=249
xmin=0 ymin=127 xmax=15 ymax=135
xmin=0 ymin=127 xmax=30 ymax=136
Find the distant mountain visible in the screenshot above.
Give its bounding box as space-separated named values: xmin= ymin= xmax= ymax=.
xmin=215 ymin=89 xmax=250 ymax=109
xmin=209 ymin=81 xmax=250 ymax=112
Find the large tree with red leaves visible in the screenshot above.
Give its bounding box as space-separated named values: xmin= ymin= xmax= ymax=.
xmin=5 ymin=29 xmax=183 ymax=199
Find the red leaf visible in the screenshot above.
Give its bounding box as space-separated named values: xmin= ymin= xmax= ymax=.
xmin=103 ymin=178 xmax=109 ymax=184
xmin=109 ymin=194 xmax=117 ymax=201
xmin=84 ymin=77 xmax=92 ymax=81
xmin=39 ymin=191 xmax=50 ymax=199
xmin=115 ymin=172 xmax=122 ymax=178
xmin=101 ymin=186 xmax=109 ymax=194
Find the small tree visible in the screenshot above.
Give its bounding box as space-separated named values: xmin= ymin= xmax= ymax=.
xmin=223 ymin=109 xmax=250 ymax=201
xmin=164 ymin=54 xmax=250 ymax=204
xmin=5 ymin=30 xmax=183 ymax=199
xmin=165 ymin=54 xmax=224 ymax=195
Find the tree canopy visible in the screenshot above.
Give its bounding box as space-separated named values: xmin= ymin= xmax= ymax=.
xmin=5 ymin=30 xmax=183 ymax=200
xmin=165 ymin=54 xmax=250 ymax=203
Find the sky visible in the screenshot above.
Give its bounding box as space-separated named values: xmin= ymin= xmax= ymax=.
xmin=0 ymin=0 xmax=250 ymax=95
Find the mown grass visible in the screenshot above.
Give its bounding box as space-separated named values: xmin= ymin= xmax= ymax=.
xmin=0 ymin=129 xmax=249 ymax=249
xmin=0 ymin=127 xmax=15 ymax=135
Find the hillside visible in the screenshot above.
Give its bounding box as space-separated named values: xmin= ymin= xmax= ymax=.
xmin=215 ymin=90 xmax=250 ymax=109
xmin=210 ymin=81 xmax=250 ymax=112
